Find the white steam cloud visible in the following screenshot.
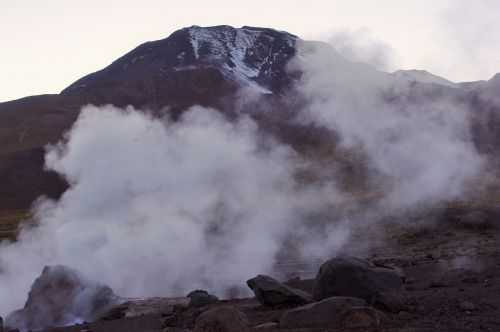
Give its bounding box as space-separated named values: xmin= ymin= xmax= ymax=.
xmin=291 ymin=40 xmax=483 ymax=210
xmin=0 ymin=105 xmax=347 ymax=317
xmin=327 ymin=28 xmax=398 ymax=71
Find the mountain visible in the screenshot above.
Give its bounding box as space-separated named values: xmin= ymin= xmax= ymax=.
xmin=61 ymin=25 xmax=298 ymax=109
xmin=0 ymin=26 xmax=300 ymax=210
xmin=392 ymin=69 xmax=458 ymax=88
xmin=1 ymin=25 xmax=500 ymax=210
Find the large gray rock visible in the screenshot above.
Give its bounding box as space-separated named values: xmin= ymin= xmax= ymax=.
xmin=247 ymin=275 xmax=312 ymax=307
xmin=279 ymin=296 xmax=366 ymax=328
xmin=187 ymin=290 xmax=219 ymax=308
xmin=313 ymin=256 xmax=404 ymax=304
xmin=5 ymin=265 xmax=120 ymax=331
xmin=101 ymin=297 xmax=190 ymax=320
xmin=193 ymin=306 xmax=249 ymax=332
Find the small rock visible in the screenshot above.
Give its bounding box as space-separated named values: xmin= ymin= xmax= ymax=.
xmin=376 ymin=291 xmax=406 ymax=313
xmin=405 ymin=277 xmax=416 ymax=285
xmin=415 ymin=305 xmax=425 ymax=313
xmin=398 ymin=311 xmax=413 ymax=320
xmin=194 ymin=306 xmax=249 ymax=332
xmin=254 ymin=322 xmax=278 ymax=329
xmin=279 ymin=296 xmax=366 ymax=328
xmin=341 ymin=306 xmax=381 ymax=329
xmin=462 ymin=277 xmax=479 ymax=284
xmin=428 ymin=280 xmax=450 ymax=288
xmin=187 ymin=290 xmax=219 ymax=308
xmin=247 ymin=275 xmax=312 ymax=307
xmin=459 ymin=301 xmax=476 ymax=311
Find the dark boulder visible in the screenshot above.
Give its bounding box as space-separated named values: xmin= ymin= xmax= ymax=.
xmin=247 ymin=275 xmax=312 ymax=307
xmin=187 ymin=290 xmax=219 ymax=308
xmin=101 ymin=297 xmax=189 ymax=321
xmin=5 ymin=265 xmax=120 ymax=331
xmin=279 ymin=296 xmax=366 ymax=328
xmin=193 ymin=306 xmax=249 ymax=332
xmin=284 ymin=276 xmax=315 ymax=294
xmin=313 ymin=256 xmax=404 ymax=305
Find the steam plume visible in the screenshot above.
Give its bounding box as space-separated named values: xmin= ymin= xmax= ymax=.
xmin=291 ymin=40 xmax=483 ymax=210
xmin=0 ymin=104 xmax=347 ymax=318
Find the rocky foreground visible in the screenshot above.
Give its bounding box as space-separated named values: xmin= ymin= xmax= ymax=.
xmin=1 ymin=215 xmax=499 ymax=332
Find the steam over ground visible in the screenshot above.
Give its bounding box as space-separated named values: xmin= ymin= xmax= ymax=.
xmin=292 ymin=41 xmax=483 ymax=209
xmin=0 ymin=42 xmax=484 ymax=318
xmin=0 ymin=105 xmax=347 ymax=316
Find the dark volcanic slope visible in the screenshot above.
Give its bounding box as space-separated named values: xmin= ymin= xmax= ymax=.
xmin=0 ymin=95 xmax=82 ymax=209
xmin=2 ymin=25 xmax=500 ymax=210
xmin=0 ymin=26 xmax=298 ymax=210
xmin=61 ymin=25 xmax=298 ymax=108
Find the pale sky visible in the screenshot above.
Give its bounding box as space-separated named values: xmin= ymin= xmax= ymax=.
xmin=1 ymin=0 xmax=500 ymax=102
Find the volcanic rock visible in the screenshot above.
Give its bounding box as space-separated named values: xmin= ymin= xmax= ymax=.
xmin=193 ymin=306 xmax=249 ymax=332
xmin=254 ymin=322 xmax=279 ymax=329
xmin=284 ymin=276 xmax=315 ymax=294
xmin=5 ymin=265 xmax=120 ymax=331
xmin=187 ymin=290 xmax=219 ymax=308
xmin=279 ymin=296 xmax=366 ymax=328
xmin=101 ymin=297 xmax=189 ymax=321
xmin=376 ymin=290 xmax=406 ymax=313
xmin=313 ymin=256 xmax=404 ymax=304
xmin=246 ymin=274 xmax=312 ymax=307
xmin=459 ymin=300 xmax=476 ymax=311
xmin=341 ymin=306 xmax=382 ymax=328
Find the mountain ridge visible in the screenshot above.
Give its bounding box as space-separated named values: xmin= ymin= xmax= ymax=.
xmin=1 ymin=25 xmax=500 ymax=210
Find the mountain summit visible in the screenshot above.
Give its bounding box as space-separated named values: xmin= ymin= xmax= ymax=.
xmin=62 ymin=26 xmax=298 ymax=108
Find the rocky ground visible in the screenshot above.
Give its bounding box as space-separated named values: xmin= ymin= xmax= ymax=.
xmin=6 ymin=212 xmax=491 ymax=332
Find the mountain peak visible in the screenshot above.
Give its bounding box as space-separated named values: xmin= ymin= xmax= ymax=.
xmin=183 ymin=25 xmax=297 ymax=92
xmin=62 ymin=25 xmax=298 ymax=105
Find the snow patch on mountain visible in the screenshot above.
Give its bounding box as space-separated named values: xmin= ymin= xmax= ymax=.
xmin=187 ymin=26 xmax=295 ymax=94
xmin=188 ymin=26 xmax=262 ymax=78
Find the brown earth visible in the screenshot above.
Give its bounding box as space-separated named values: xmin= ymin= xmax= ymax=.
xmin=37 ymin=217 xmax=500 ymax=332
